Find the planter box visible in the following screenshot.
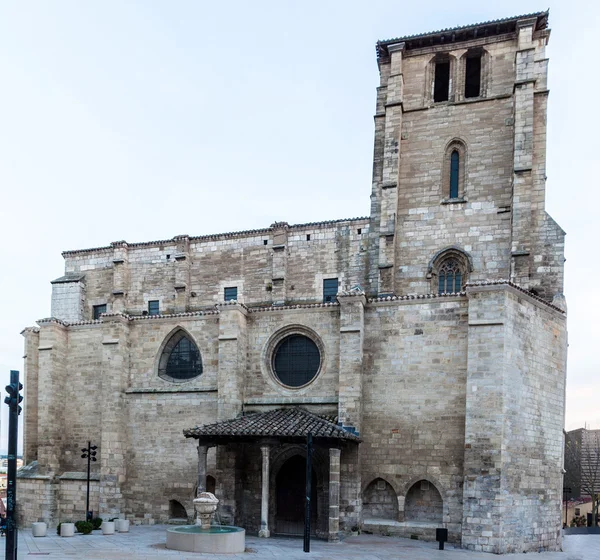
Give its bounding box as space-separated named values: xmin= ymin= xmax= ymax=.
xmin=116 ymin=519 xmax=130 ymax=533
xmin=101 ymin=521 xmax=115 ymax=535
xmin=60 ymin=523 xmax=75 ymax=537
xmin=32 ymin=522 xmax=47 ymax=537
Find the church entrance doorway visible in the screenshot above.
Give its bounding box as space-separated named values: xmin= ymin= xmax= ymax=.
xmin=274 ymin=454 xmax=317 ymax=536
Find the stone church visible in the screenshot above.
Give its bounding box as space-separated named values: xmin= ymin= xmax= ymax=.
xmin=18 ymin=11 xmax=567 ymax=554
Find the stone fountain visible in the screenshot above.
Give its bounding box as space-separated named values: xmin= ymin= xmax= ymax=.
xmin=194 ymin=492 xmax=219 ymax=529
xmin=166 ymin=492 xmax=245 ymax=554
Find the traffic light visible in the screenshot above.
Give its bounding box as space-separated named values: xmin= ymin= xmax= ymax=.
xmin=4 ymin=381 xmax=23 ymax=415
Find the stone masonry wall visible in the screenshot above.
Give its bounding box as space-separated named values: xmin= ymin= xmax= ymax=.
xmin=57 ymin=476 xmax=100 ymax=522
xmin=394 ymin=96 xmax=514 ymax=293
xmin=462 ymin=283 xmax=566 ymax=553
xmin=361 ymin=296 xmax=468 ymax=542
xmin=56 ymin=219 xmax=369 ymax=323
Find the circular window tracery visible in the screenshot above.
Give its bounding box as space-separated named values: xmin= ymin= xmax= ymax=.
xmin=272 ymin=334 xmax=320 ymax=387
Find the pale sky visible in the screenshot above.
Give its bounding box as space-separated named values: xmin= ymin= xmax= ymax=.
xmin=0 ymin=1 xmax=598 ymax=454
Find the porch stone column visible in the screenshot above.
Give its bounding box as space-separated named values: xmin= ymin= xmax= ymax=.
xmin=328 ymin=447 xmax=341 ymax=542
xmin=197 ymin=444 xmax=208 ymax=495
xmin=259 ymin=445 xmax=271 ymax=537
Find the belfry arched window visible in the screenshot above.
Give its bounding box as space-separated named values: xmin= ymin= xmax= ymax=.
xmin=438 ymin=258 xmax=462 ymax=294
xmin=158 ymin=330 xmax=203 ymax=382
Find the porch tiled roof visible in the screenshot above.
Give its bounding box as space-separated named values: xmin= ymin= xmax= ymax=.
xmin=184 ymin=407 xmax=360 ymax=443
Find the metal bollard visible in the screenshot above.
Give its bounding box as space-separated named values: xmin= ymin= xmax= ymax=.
xmin=436 ymin=528 xmax=448 ymax=550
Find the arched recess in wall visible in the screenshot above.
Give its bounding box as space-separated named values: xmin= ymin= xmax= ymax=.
xmin=362 ymin=478 xmax=398 ymax=521
xmin=156 ymin=327 xmax=203 ymax=383
xmin=169 ymin=499 xmax=188 ymax=520
xmin=427 ymin=246 xmax=473 ymax=294
xmin=206 ymin=475 xmax=216 ymax=494
xmin=404 ymin=479 xmax=443 ymax=523
xmin=441 ymin=138 xmax=467 ymax=200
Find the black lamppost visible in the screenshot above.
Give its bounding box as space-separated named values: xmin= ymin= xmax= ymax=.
xmin=81 ymin=442 xmax=97 ymax=521
xmin=563 ymin=487 xmax=572 ymax=527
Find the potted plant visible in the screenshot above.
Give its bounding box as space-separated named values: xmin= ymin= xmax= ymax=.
xmin=116 ymin=518 xmax=130 ymax=533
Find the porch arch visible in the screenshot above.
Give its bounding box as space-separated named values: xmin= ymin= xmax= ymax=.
xmin=269 ymin=444 xmax=329 ymax=537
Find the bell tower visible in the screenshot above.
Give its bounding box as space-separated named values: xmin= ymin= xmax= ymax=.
xmin=368 ymin=11 xmax=564 ymax=304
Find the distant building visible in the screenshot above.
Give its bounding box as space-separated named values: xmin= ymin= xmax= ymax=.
xmin=565 ymin=428 xmax=600 ymax=500
xmin=18 ymin=11 xmax=567 ymax=554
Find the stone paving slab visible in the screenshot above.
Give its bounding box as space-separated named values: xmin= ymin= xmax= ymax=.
xmin=1 ymin=525 xmax=599 ymax=560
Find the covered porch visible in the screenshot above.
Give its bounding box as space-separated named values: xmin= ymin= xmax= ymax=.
xmin=184 ymin=407 xmax=361 ymax=542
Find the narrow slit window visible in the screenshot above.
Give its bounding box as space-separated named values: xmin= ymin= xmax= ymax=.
xmin=465 ymin=55 xmax=481 ymax=98
xmin=434 ymin=61 xmax=450 ymax=102
xmin=449 ymin=150 xmax=460 ymax=199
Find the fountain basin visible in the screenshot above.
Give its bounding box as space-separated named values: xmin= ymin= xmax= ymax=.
xmin=166 ymin=525 xmax=245 ymax=554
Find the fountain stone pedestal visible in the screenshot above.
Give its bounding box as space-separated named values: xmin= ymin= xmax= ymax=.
xmin=166 ymin=491 xmax=246 ymax=554
xmin=194 ymin=492 xmax=219 ymax=529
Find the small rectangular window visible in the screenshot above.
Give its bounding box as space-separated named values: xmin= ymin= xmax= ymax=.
xmin=148 ymin=300 xmax=160 ymax=316
xmin=357 ymin=228 xmax=362 ymax=235
xmin=323 ymin=278 xmax=338 ymax=303
xmin=263 ymin=239 xmax=268 ymax=245
xmin=465 ymin=55 xmax=481 ymax=98
xmin=434 ymin=61 xmax=450 ymax=102
xmin=224 ymin=287 xmax=238 ymax=301
xmin=93 ymin=304 xmax=107 ymax=320
xmin=306 ymin=234 xmax=311 ymax=241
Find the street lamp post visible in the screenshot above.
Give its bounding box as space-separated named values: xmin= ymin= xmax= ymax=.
xmin=563 ymin=487 xmax=572 ymax=527
xmin=81 ymin=442 xmax=97 ymax=521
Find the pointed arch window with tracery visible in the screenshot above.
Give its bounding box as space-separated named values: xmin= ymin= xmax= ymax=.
xmin=158 ymin=330 xmax=203 ymax=382
xmin=428 ymin=247 xmax=471 ymax=294
xmin=438 ymin=258 xmax=463 ymax=294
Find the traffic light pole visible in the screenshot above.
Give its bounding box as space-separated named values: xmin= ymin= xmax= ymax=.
xmin=5 ymin=370 xmax=23 ymax=560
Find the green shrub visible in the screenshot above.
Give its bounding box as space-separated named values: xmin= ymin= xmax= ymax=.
xmin=75 ymin=521 xmax=93 ymax=535
xmin=91 ymin=517 xmax=103 ymax=530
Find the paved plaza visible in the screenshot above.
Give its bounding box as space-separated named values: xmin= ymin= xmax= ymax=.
xmin=2 ymin=526 xmax=599 ymax=560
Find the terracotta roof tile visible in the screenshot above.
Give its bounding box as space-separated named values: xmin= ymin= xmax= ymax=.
xmin=184 ymin=407 xmax=360 ymax=442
